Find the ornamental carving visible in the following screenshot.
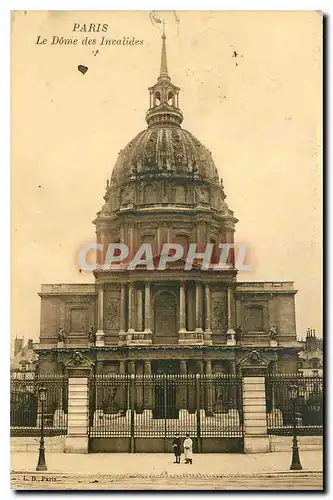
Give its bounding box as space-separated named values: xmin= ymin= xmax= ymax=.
xmin=160 ymin=129 xmax=168 ymax=169
xmin=144 ymin=131 xmax=158 ymax=164
xmin=211 ymin=297 xmax=226 ymax=330
xmin=104 ymin=298 xmax=120 ymax=330
xmin=171 ymin=129 xmax=185 ymax=165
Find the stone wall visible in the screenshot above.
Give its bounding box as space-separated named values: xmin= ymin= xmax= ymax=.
xmin=39 ymin=284 xmax=97 ymax=346
xmin=11 ymin=436 xmax=65 ymax=453
xmin=269 ymin=435 xmax=323 ymax=452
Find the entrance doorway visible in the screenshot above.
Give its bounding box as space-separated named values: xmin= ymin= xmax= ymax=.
xmin=154 ymin=291 xmax=178 ymax=344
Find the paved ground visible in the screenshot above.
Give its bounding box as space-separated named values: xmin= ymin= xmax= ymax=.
xmin=11 ymin=451 xmax=323 ymax=491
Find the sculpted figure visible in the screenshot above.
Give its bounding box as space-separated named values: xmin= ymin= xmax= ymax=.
xmin=89 ymin=326 xmax=96 ymax=345
xmin=57 ymin=327 xmax=66 ymax=343
xmin=269 ymin=324 xmax=278 ymax=340
xmin=235 ymin=326 xmax=243 ymax=344
xmin=121 ymin=184 xmax=134 ymax=204
xmin=195 ymin=185 xmax=206 ymax=203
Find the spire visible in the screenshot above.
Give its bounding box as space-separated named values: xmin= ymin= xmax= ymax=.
xmin=146 ymin=29 xmax=183 ymax=128
xmin=159 ymin=27 xmax=169 ymax=80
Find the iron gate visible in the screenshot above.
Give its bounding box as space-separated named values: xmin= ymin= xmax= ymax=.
xmin=265 ymin=374 xmax=323 ymax=436
xmin=89 ymin=373 xmax=243 ymax=452
xmin=10 ymin=373 xmax=68 ymax=436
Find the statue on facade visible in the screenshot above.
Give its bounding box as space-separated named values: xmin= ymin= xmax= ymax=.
xmin=235 ymin=326 xmax=243 ymax=344
xmin=220 ymin=179 xmax=226 ymax=200
xmin=129 ymin=163 xmax=137 ymax=178
xmin=57 ymin=327 xmax=66 ymax=343
xmin=121 ymin=183 xmax=135 ymax=205
xmin=89 ymin=326 xmax=96 ymax=345
xmin=195 ymin=185 xmax=206 ymax=203
xmin=103 ymin=180 xmax=110 ymax=201
xmin=269 ymin=324 xmax=278 ymax=340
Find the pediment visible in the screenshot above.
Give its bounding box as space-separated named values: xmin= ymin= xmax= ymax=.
xmin=64 ymin=351 xmax=94 ymax=370
xmin=237 ymin=350 xmax=270 ymax=370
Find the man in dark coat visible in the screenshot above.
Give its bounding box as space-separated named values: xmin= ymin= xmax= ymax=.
xmin=172 ymin=433 xmax=182 ymax=463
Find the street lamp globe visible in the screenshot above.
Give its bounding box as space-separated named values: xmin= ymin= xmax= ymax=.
xmin=38 ymin=386 xmax=47 ymax=402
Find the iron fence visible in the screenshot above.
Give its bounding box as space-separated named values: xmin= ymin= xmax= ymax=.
xmin=89 ymin=373 xmax=243 ymax=441
xmin=10 ymin=374 xmax=68 ymax=436
xmin=265 ymin=374 xmax=323 ymax=436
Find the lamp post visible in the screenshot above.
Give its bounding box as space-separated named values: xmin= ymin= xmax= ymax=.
xmin=288 ymin=384 xmax=302 ymax=471
xmin=36 ymin=385 xmax=47 ymax=471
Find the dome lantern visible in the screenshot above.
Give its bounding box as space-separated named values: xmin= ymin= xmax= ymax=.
xmin=146 ymin=33 xmax=183 ymax=128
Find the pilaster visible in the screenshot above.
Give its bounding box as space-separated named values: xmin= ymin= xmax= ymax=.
xmin=239 ymin=351 xmax=270 ymax=454
xmin=195 ymin=282 xmax=203 ymax=333
xmin=64 ymin=352 xmax=94 ymax=454
xmin=95 ymin=283 xmax=105 ymax=347
xmin=144 ymin=282 xmax=152 ymax=334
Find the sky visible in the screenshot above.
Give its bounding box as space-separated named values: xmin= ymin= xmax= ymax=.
xmin=11 ymin=10 xmax=322 ymax=343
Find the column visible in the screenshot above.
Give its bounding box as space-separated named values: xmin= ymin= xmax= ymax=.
xmin=120 ymin=226 xmax=125 ymax=244
xmin=119 ymin=283 xmax=126 ymax=334
xmin=96 ymin=283 xmax=105 ymax=347
xmin=179 ymin=360 xmax=187 ymax=410
xmin=118 ymin=360 xmax=127 ymax=414
xmin=128 ymin=360 xmax=136 ymax=409
xmin=195 ymin=282 xmax=203 ymax=333
xmin=204 ymin=284 xmax=211 ymax=333
xmin=95 ymin=361 xmax=104 ymax=412
xmin=167 ymin=225 xmax=171 ymax=243
xmin=179 ymin=282 xmax=186 ymax=333
xmin=205 ymin=360 xmax=213 ymax=416
xmin=136 ymin=362 xmax=144 ymax=412
xmin=136 ymin=287 xmax=143 ymax=331
xmin=128 ymin=360 xmax=135 ymax=375
xmin=187 ymin=286 xmax=194 ymax=331
xmin=144 ymin=360 xmax=152 ymax=410
xmin=157 ymin=227 xmax=161 ymax=254
xmin=129 ymin=224 xmax=135 ymax=259
xmin=227 ymin=288 xmax=236 ymax=345
xmin=144 ymin=282 xmax=152 ymax=333
xmin=227 ymin=288 xmax=234 ymax=329
xmin=127 ymin=282 xmax=135 ymax=334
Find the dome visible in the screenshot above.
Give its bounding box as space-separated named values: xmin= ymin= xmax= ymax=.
xmin=110 ymin=127 xmax=220 ymax=187
xmin=108 ymin=33 xmax=220 ymax=189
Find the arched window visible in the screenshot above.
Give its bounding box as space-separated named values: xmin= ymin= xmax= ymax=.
xmin=246 ymin=306 xmax=264 ymax=332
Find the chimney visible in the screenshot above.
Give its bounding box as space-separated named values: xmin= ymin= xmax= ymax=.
xmin=14 ymin=337 xmax=23 ymax=356
xmin=27 ymin=339 xmax=34 ymax=350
